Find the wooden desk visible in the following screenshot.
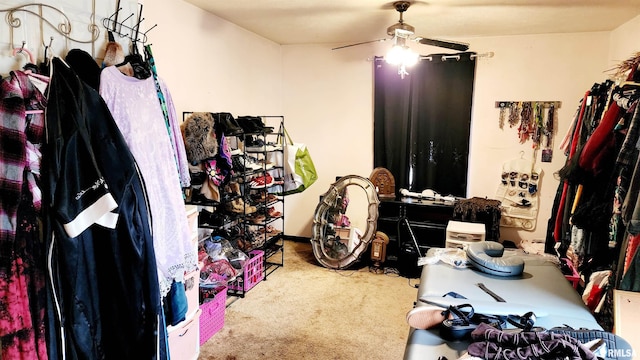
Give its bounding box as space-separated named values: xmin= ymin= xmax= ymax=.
xmin=378 ymin=197 xmax=456 ymax=248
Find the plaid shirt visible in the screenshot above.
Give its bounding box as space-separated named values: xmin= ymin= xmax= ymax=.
xmin=0 ymin=71 xmax=46 ymax=248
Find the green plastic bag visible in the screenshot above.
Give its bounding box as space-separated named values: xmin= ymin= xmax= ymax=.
xmin=280 ymin=127 xmax=317 ymax=195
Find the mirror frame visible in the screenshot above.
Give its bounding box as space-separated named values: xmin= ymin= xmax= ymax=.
xmin=311 ymin=175 xmax=380 ymax=269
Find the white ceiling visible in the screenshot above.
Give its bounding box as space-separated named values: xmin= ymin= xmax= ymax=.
xmin=184 ymin=0 xmax=640 ymax=48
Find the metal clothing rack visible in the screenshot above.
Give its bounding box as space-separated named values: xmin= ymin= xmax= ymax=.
xmin=1 ymin=2 xmax=100 ymax=57
xmin=102 ymin=3 xmax=157 ymax=46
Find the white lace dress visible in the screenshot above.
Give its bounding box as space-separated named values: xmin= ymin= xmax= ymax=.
xmin=99 ymin=66 xmax=196 ymax=296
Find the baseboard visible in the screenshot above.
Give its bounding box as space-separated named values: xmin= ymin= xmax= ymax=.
xmin=283 ymin=235 xmax=309 ymax=243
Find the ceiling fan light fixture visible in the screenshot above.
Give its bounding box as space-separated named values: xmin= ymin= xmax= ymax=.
xmin=385 ymin=44 xmax=418 ymax=67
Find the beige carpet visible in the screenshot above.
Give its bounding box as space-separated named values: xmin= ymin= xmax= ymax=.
xmin=199 ymin=240 xmax=419 ymax=360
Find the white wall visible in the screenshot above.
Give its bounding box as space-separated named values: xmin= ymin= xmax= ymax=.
xmin=281 ymin=44 xmax=377 ymax=236
xmin=143 ymin=0 xmax=282 ymax=118
xmin=467 ymin=33 xmax=611 ymax=243
xmin=609 ymin=15 xmax=640 ymax=69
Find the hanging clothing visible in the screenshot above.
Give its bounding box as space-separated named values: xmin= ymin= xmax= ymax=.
xmin=43 ymin=58 xmax=163 ymax=360
xmin=99 ymin=65 xmax=196 ymax=296
xmin=0 ymin=71 xmax=48 ymax=360
xmin=0 ymin=71 xmax=45 ymax=254
xmin=552 ymin=91 xmax=590 ymax=243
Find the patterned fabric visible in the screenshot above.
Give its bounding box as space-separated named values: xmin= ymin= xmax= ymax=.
xmin=468 ymin=323 xmax=597 ymax=360
xmin=99 ymin=65 xmax=197 ymax=296
xmin=0 ymin=71 xmax=48 ymax=360
xmin=0 ymin=71 xmax=46 ymax=257
xmin=0 ymin=178 xmax=48 ymax=360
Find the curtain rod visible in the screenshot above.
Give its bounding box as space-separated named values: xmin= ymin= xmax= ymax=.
xmin=421 ymin=52 xmax=494 ymax=61
xmin=371 ymin=51 xmax=494 ymax=62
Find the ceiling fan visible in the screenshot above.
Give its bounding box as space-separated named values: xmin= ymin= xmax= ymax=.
xmin=331 ymin=1 xmax=469 ymax=52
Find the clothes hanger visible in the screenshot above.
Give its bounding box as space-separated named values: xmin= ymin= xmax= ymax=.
xmin=12 ymin=41 xmax=35 ymax=64
xmin=38 ymin=37 xmax=55 ymax=75
xmin=12 ymin=41 xmax=42 ymax=75
xmin=24 ymin=70 xmax=50 ymax=82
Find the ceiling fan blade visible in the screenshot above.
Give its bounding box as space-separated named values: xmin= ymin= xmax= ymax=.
xmin=331 ymin=38 xmax=389 ymax=51
xmin=415 ymin=37 xmax=469 ymax=51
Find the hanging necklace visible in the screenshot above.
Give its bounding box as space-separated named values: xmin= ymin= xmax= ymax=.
xmin=508 ymin=102 xmax=520 ymax=127
xmin=519 ymin=102 xmax=533 ymax=143
xmin=498 ymin=102 xmax=508 ymax=129
xmin=544 ymin=103 xmax=555 ymax=147
xmin=531 ymin=102 xmax=543 ymax=148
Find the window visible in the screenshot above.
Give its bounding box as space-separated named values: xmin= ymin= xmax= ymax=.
xmin=373 ymin=52 xmax=476 ymax=197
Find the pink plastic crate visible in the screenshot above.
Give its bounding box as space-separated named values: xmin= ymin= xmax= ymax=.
xmin=228 ymin=250 xmax=264 ymax=292
xmin=199 ymin=286 xmax=227 ymax=345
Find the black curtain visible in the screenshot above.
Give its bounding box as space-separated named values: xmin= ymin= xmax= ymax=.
xmin=374 ymin=52 xmax=476 ymax=197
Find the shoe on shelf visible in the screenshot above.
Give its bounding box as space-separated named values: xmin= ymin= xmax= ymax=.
xmin=244 ymin=156 xmax=265 ymax=170
xmin=251 ymin=116 xmax=274 ymax=133
xmin=250 ymin=173 xmax=274 ymax=188
xmin=258 ymin=159 xmax=274 ymax=170
xmin=266 ymin=142 xmax=283 ymax=151
xmin=251 ymin=191 xmax=267 ymax=203
xmin=248 ymin=213 xmax=266 ymax=224
xmin=189 ymin=171 xmax=206 ymax=186
xmin=266 ymin=193 xmax=279 ymax=203
xmin=199 ymin=209 xmax=230 ymax=227
xmin=232 ymin=156 xmax=245 ymax=172
xmin=212 ymin=112 xmax=243 ymax=136
xmin=223 ymin=181 xmax=241 ymax=197
xmin=267 ymin=206 xmax=282 ymax=218
xmin=243 ymin=204 xmax=257 ymax=215
xmin=245 ymin=136 xmax=264 ymax=147
xmin=236 ymin=116 xmax=262 ymax=133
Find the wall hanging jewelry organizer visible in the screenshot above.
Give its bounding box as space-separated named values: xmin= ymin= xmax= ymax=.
xmin=495 ymin=101 xmax=562 ymax=162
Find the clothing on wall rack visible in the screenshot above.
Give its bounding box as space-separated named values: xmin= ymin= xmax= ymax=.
xmin=544 ymin=53 xmax=640 ymax=330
